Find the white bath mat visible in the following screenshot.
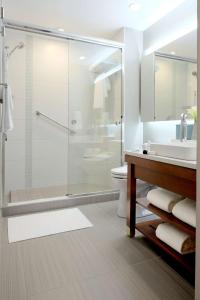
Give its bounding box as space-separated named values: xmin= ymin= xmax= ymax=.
xmin=8 ymin=208 xmax=93 ymax=243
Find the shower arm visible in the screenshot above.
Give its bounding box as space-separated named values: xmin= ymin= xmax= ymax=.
xmin=35 ymin=110 xmax=76 ymax=135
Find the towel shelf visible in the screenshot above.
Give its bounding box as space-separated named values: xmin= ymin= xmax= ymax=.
xmin=137 ymin=198 xmax=196 ymax=237
xmin=136 ymin=219 xmax=195 ymax=278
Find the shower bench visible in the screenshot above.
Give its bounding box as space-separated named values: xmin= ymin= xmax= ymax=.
xmin=125 ymin=152 xmax=196 ymax=280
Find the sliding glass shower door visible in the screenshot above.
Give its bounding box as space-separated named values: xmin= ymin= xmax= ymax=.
xmin=67 ymin=41 xmax=122 ymax=195
xmin=2 ymin=26 xmax=122 ymax=206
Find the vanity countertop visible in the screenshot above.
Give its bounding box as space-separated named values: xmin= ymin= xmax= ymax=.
xmin=125 ymin=151 xmax=197 ymax=170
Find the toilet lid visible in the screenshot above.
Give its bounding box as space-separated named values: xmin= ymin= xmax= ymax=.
xmin=111 ymin=165 xmax=127 ymax=177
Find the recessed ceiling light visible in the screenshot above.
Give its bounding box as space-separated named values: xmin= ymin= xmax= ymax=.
xmin=171 ymin=51 xmax=176 ymax=55
xmin=80 ymin=56 xmax=86 ymax=60
xmin=58 ymin=28 xmax=64 ymax=32
xmin=129 ymin=1 xmax=141 ymax=12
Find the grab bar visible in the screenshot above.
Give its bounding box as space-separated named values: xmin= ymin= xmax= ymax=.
xmin=35 ymin=110 xmax=76 ymax=134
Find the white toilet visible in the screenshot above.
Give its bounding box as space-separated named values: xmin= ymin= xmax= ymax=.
xmin=111 ymin=165 xmax=152 ymax=218
xmin=111 ymin=165 xmax=128 ymax=218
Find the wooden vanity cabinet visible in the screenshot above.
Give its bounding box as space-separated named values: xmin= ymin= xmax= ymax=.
xmin=125 ymin=154 xmax=196 ymax=277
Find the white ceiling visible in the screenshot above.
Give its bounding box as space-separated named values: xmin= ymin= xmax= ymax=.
xmin=160 ymin=30 xmax=197 ymax=59
xmin=4 ymin=0 xmax=191 ymax=39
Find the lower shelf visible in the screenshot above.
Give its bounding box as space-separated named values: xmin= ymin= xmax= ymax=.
xmin=137 ymin=198 xmax=195 ymax=237
xmin=136 ymin=219 xmax=195 ymax=274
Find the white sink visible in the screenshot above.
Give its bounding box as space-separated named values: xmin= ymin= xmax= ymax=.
xmin=150 ymin=140 xmax=196 ymax=161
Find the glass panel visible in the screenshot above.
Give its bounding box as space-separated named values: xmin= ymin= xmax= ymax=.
xmin=155 ymin=56 xmax=197 ymax=121
xmin=4 ymin=28 xmax=69 ymax=204
xmin=68 ymin=40 xmax=122 ymax=195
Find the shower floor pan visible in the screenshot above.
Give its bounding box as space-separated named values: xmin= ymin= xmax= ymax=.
xmin=10 ymin=183 xmax=112 ymax=203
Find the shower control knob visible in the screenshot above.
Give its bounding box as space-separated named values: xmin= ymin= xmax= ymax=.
xmin=115 ymin=120 xmax=121 ymax=126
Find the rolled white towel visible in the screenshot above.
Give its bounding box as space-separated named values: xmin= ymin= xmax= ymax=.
xmin=147 ymin=188 xmax=183 ymax=213
xmin=172 ymin=198 xmax=196 ymax=228
xmin=156 ymin=223 xmax=195 ymax=255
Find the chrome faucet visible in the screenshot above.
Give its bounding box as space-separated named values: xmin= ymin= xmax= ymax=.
xmin=180 ymin=113 xmax=188 ymax=142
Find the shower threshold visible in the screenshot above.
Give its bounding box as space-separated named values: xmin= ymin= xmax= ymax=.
xmin=3 ymin=190 xmax=120 ymax=217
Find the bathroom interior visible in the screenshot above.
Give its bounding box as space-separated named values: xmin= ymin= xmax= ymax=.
xmin=0 ymin=0 xmax=199 ymax=299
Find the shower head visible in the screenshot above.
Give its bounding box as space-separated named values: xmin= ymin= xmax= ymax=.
xmin=6 ymin=42 xmax=25 ymax=57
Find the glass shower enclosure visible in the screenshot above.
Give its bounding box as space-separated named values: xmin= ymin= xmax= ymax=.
xmin=0 ymin=21 xmax=123 ymax=206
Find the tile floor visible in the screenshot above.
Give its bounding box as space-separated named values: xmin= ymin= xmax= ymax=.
xmin=0 ymin=201 xmax=194 ymax=300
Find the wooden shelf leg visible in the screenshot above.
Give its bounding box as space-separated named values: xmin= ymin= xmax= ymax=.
xmin=127 ymin=163 xmax=136 ymax=237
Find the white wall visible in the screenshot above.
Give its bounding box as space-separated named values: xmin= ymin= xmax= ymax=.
xmin=114 ymin=28 xmax=143 ymax=152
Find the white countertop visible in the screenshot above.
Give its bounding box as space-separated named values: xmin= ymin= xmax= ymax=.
xmin=125 ymin=151 xmax=197 ymax=170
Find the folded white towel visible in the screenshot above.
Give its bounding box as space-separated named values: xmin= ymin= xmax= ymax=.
xmin=147 ymin=188 xmax=183 ymax=213
xmin=172 ymin=198 xmax=196 ymax=228
xmin=156 ymin=223 xmax=195 ymax=255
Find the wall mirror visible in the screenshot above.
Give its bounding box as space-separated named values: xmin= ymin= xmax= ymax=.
xmin=141 ymin=30 xmax=197 ymax=122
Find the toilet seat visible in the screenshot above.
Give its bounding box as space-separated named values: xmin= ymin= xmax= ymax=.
xmin=111 ymin=165 xmax=127 ymax=179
